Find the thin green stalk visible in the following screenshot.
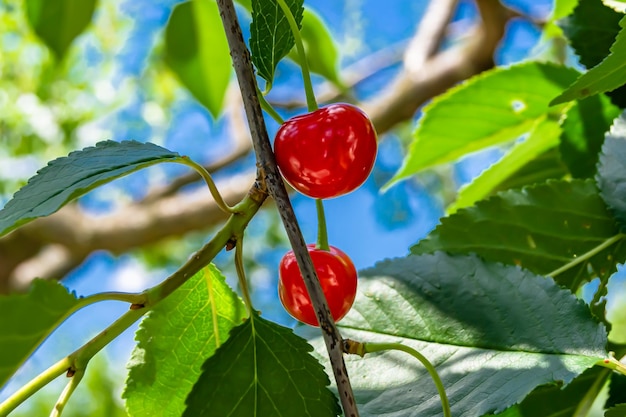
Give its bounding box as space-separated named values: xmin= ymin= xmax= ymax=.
xmin=177 ymin=157 xmax=236 ymax=214
xmin=257 ymin=88 xmax=284 ymax=124
xmin=0 ymin=191 xmax=265 ymax=415
xmin=547 ymin=233 xmax=626 ymax=278
xmin=571 ymin=367 xmax=610 ymax=417
xmin=362 ymin=342 xmax=451 ymax=417
xmin=315 ymin=199 xmax=330 ymax=251
xmin=0 ymin=357 xmax=71 ymax=416
xmin=274 ymin=0 xmax=317 ymax=112
xmin=50 ymin=370 xmax=85 ymax=417
xmin=597 ymin=353 xmax=626 ymax=376
xmin=235 ymin=238 xmax=255 ymax=317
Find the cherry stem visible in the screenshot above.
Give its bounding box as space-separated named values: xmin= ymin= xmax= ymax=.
xmin=178 ymin=156 xmax=236 ymax=214
xmin=315 ymin=199 xmax=330 ymax=252
xmin=257 ymin=86 xmax=285 ymax=124
xmin=350 ymin=341 xmax=451 ymax=417
xmin=235 ymin=237 xmax=255 ymax=317
xmin=274 ymin=0 xmax=318 ymax=112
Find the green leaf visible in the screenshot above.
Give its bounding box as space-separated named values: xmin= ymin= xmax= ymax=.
xmin=606 ymin=404 xmax=626 ymax=417
xmin=493 ymin=148 xmax=568 ymax=192
xmin=489 ymin=366 xmax=609 ymax=417
xmin=304 ymin=253 xmax=606 ymax=417
xmin=184 ymin=312 xmax=340 ymax=417
xmin=0 ymin=140 xmax=181 ymax=237
xmin=287 ymin=9 xmax=343 ymax=88
xmin=250 ymin=0 xmax=304 ymax=86
xmin=551 ymin=14 xmax=626 ymax=105
xmin=25 ymin=0 xmax=97 ymax=60
xmin=412 ymin=179 xmax=626 ymax=289
xmin=388 ymin=62 xmax=579 ymax=187
xmin=0 ymin=280 xmax=79 ymax=387
xmin=164 ymin=1 xmax=232 ymax=118
xmin=559 ymin=0 xmax=623 ymax=70
xmin=560 ymin=94 xmax=621 ymax=178
xmin=448 ymin=116 xmax=561 ymax=214
xmin=597 ymin=111 xmax=626 ymax=231
xmin=124 ymin=265 xmax=246 ymax=417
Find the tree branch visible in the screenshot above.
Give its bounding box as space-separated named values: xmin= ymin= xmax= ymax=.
xmin=215 ymin=1 xmax=360 ymax=415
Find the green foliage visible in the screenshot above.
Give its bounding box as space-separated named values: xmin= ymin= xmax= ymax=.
xmin=25 ymin=0 xmax=97 ymax=60
xmin=388 ymin=62 xmax=579 ymax=187
xmin=412 ymin=180 xmax=626 ymax=289
xmin=490 ymin=367 xmax=610 ymax=417
xmin=559 ymin=94 xmax=621 ymax=178
xmin=250 ymin=0 xmax=304 ymax=87
xmin=606 ymin=404 xmax=626 ymax=417
xmin=164 ymin=0 xmax=232 ymax=118
xmin=0 ymin=141 xmax=181 ymax=237
xmin=551 ymin=14 xmax=626 ymax=105
xmin=559 ymin=0 xmax=624 ymax=69
xmin=6 ymin=1 xmax=626 ymax=416
xmin=184 ymin=312 xmax=340 ymax=417
xmin=304 ymin=253 xmax=606 ymax=417
xmin=287 ymin=9 xmax=343 ymax=88
xmin=449 ymin=117 xmax=561 ymax=213
xmin=597 ymin=112 xmax=626 ymax=231
xmin=124 ymin=265 xmax=246 ymax=416
xmin=0 ymin=280 xmax=79 ymax=387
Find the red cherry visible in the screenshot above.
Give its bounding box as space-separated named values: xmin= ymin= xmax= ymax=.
xmin=274 ymin=103 xmax=377 ymax=199
xmin=278 ymin=244 xmax=358 ymax=326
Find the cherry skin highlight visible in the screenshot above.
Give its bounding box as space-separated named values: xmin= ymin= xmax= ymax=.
xmin=274 ymin=103 xmax=377 ymax=199
xmin=278 ymin=244 xmax=358 ymax=326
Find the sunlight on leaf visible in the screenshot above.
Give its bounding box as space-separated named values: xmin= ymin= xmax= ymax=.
xmin=124 ymin=265 xmax=245 ymax=417
xmin=413 ymin=179 xmax=626 ymax=289
xmin=164 ymin=1 xmax=232 ymax=118
xmin=303 ymin=253 xmax=606 ymax=417
xmin=448 ymin=117 xmax=562 ymax=214
xmin=387 ymin=62 xmax=579 ymax=188
xmin=597 ymin=111 xmax=626 ymax=231
xmin=0 ymin=141 xmax=182 ymax=237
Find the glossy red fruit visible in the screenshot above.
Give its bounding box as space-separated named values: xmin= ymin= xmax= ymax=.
xmin=278 ymin=244 xmax=358 ymax=326
xmin=274 ymin=103 xmax=377 ymax=199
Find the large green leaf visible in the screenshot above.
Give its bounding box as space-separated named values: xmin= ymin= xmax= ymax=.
xmin=164 ymin=0 xmax=232 ymax=118
xmin=412 ymin=179 xmax=626 ymax=290
xmin=489 ymin=366 xmax=610 ymax=417
xmin=184 ymin=312 xmax=340 ymax=417
xmin=494 ymin=148 xmax=568 ymax=192
xmin=304 ymin=253 xmax=606 ymax=417
xmin=250 ymin=0 xmax=304 ymax=86
xmin=552 ymin=14 xmax=626 ymax=105
xmin=606 ymin=404 xmax=626 ymax=417
xmin=287 ymin=9 xmax=343 ymax=88
xmin=124 ymin=265 xmax=246 ymax=416
xmin=0 ymin=280 xmax=79 ymax=387
xmin=25 ymin=0 xmax=97 ymax=60
xmin=559 ymin=0 xmax=624 ymax=69
xmin=448 ymin=117 xmax=561 ymax=214
xmin=560 ymin=94 xmax=621 ymax=178
xmin=388 ymin=63 xmax=579 ymax=187
xmin=0 ymin=140 xmax=181 ymax=237
xmin=597 ymin=111 xmax=626 ymax=231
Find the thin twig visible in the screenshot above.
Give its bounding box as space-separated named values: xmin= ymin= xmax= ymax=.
xmin=214 ymin=1 xmax=360 ymax=415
